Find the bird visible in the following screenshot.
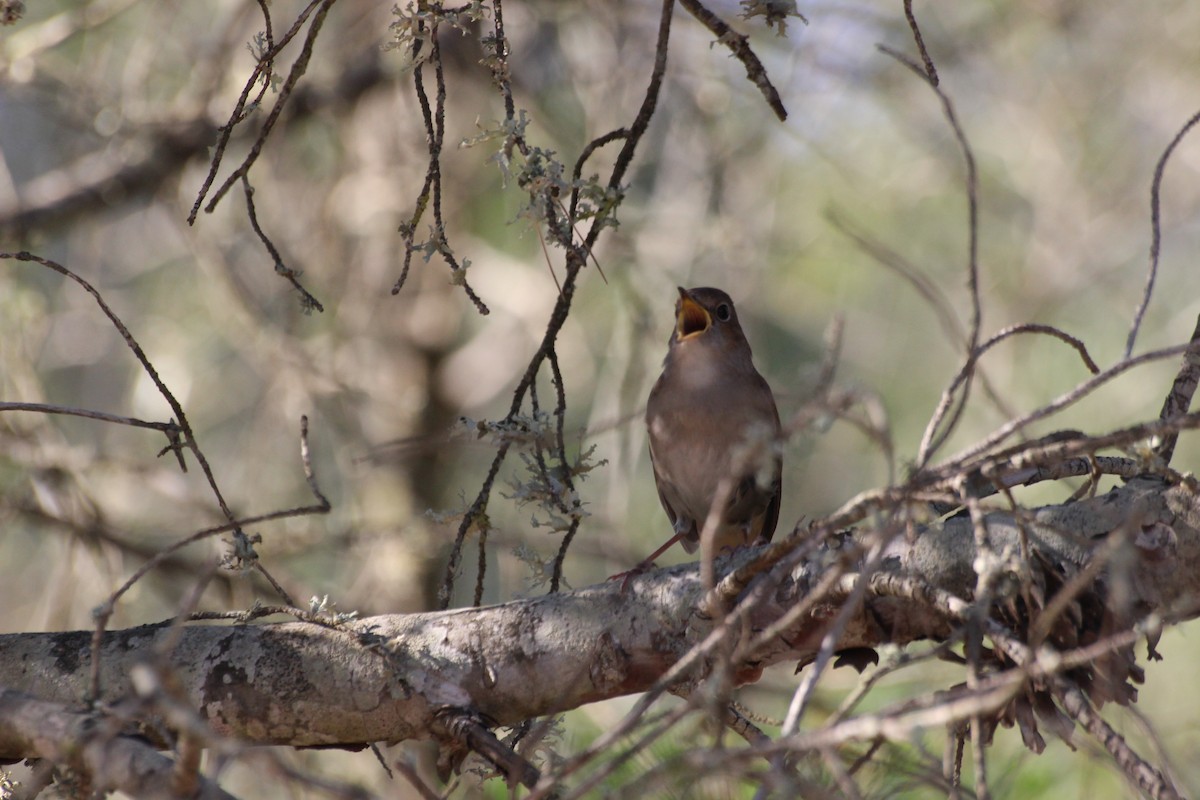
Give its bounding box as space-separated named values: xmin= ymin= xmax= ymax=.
xmin=639 ymin=286 xmax=782 ymax=567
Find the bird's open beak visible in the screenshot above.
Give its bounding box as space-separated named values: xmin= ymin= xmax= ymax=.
xmin=675 ymin=288 xmax=711 ymax=341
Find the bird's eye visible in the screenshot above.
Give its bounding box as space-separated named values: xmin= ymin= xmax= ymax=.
xmin=715 ymin=303 xmax=732 ymax=322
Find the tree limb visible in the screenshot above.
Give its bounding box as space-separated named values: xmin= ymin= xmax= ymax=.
xmin=0 ymin=687 xmax=237 ymax=800
xmin=0 ymin=479 xmax=1195 ymax=764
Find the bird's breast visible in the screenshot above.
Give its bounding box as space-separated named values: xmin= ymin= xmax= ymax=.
xmin=647 ymin=406 xmax=737 ymax=512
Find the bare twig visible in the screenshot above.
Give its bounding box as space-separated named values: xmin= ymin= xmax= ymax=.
xmin=779 ymin=543 xmax=889 ymax=735
xmin=391 ymin=6 xmax=489 ymax=314
xmin=677 ymin=0 xmax=788 ymax=121
xmin=241 ymin=175 xmax=324 ymax=311
xmin=919 ymin=323 xmax=1100 ymax=464
xmin=937 ymin=343 xmax=1191 ymax=474
xmin=545 ymin=557 xmax=787 ymax=795
xmin=438 ymin=0 xmax=677 ymax=607
xmin=1055 ymin=683 xmax=1181 ymax=800
xmin=1126 ymin=108 xmax=1200 ymax=358
xmin=1029 ymin=513 xmax=1145 ymax=649
xmin=0 ymin=401 xmax=180 ymax=435
xmin=542 ymin=708 xmax=688 ymax=800
xmin=1 ymin=251 xmax=233 ymax=516
xmin=902 ymin=0 xmax=938 ymax=85
xmin=827 ymin=209 xmax=964 ymax=357
xmin=2 ymin=253 xmax=262 ymax=702
xmin=1 ymin=119 xmax=216 ymax=241
xmin=878 ymin=38 xmax=982 ymax=466
xmin=437 ymin=710 xmax=541 ymax=791
xmin=568 ymin=128 xmax=628 ymax=221
xmin=548 ymin=347 xmax=583 ymax=592
xmin=87 ymin=416 xmax=331 ymax=701
xmin=1153 ymin=313 xmax=1200 ymax=466
xmin=961 ymin=491 xmax=993 ymax=800
xmin=192 ymin=0 xmax=338 ymax=220
xmin=393 ymin=758 xmax=441 ymax=800
xmin=826 ymin=209 xmax=1020 ymax=430
xmin=0 ymin=50 xmax=388 ymax=241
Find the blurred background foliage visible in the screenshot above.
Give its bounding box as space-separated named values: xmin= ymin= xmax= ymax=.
xmin=1 ymin=0 xmax=1199 ymax=797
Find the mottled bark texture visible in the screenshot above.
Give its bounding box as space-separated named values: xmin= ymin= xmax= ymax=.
xmin=0 ymin=478 xmax=1196 ymax=759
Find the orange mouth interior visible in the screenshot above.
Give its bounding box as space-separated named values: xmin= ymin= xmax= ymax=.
xmin=676 ymin=296 xmax=711 ymax=340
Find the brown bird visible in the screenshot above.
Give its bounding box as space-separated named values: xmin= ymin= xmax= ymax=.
xmin=640 ymin=286 xmax=782 ymax=566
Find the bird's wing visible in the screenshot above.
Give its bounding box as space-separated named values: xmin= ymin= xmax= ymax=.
xmin=752 ymin=370 xmax=783 ymax=543
xmin=759 ymin=456 xmax=783 ymax=544
xmin=647 ymin=433 xmax=700 ymax=552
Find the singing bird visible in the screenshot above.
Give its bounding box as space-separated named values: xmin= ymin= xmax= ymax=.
xmin=642 ymin=286 xmax=782 ymax=564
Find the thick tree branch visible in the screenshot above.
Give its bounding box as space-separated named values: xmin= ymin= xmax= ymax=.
xmin=0 ymin=687 xmax=236 ymax=800
xmin=0 ymin=479 xmax=1195 ymax=764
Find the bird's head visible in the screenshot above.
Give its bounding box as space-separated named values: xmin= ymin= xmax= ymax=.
xmin=672 ymin=286 xmax=748 ymax=349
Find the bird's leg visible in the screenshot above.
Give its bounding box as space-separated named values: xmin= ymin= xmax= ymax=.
xmin=607 ymin=531 xmax=687 ymax=590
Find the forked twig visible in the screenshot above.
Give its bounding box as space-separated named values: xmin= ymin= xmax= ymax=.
xmin=191 ymin=0 xmax=338 ymax=221
xmin=919 ymin=323 xmax=1100 ymax=464
xmin=438 ymin=0 xmax=677 ymax=607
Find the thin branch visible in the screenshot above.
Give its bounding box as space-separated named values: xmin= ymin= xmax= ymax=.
xmin=0 ymin=250 xmax=257 ymax=703
xmin=0 ymin=401 xmax=179 ymax=434
xmin=188 ymin=0 xmax=319 ymax=223
xmin=961 ymin=491 xmax=993 ymax=800
xmin=1 ymin=251 xmax=232 ymax=515
xmin=1126 ymin=107 xmax=1200 ymax=358
xmin=438 ymin=710 xmax=541 ymax=791
xmin=919 ymin=323 xmax=1100 ymax=464
xmin=547 ymin=566 xmax=781 ymax=793
xmin=299 ymin=414 xmax=331 ymax=512
xmin=902 ymin=0 xmax=938 ymax=85
xmin=241 ymin=175 xmax=324 ymax=312
xmin=549 ymin=348 xmax=583 ymax=593
xmin=1153 ymin=312 xmax=1200 ymax=466
xmin=569 ymin=128 xmax=628 ymax=222
xmin=438 ymin=0 xmax=677 ymax=607
xmin=826 ymin=209 xmax=1020 ymax=430
xmin=1028 ymin=514 xmax=1144 ymax=649
xmin=677 ymin=0 xmax=788 ymax=121
xmin=936 ymin=343 xmax=1192 ymax=475
xmin=13 ymin=501 xmax=242 ymax=596
xmin=393 ymin=758 xmax=441 ymax=800
xmin=391 ymin=7 xmax=488 ymax=313
xmin=592 ymin=0 xmax=674 ymax=238
xmin=829 ymin=640 xmax=966 ymax=726
xmin=0 ymin=51 xmax=388 ymax=241
xmin=780 ymin=540 xmax=889 ymax=735
xmin=827 ymin=208 xmax=965 ymax=355
xmin=1055 ymin=683 xmax=1182 ymax=800
xmin=88 ymin=416 xmax=332 ymax=701
xmin=770 ymin=675 xmax=1025 ymax=757
xmin=544 ymin=708 xmax=688 ymax=800
xmin=193 ymin=0 xmax=338 ymax=219
xmin=1 ymin=119 xmax=216 ymax=241
xmin=879 ymin=21 xmax=982 ymax=466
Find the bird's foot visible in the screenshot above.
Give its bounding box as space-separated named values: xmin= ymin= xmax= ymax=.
xmin=607 ymin=560 xmax=656 ymax=592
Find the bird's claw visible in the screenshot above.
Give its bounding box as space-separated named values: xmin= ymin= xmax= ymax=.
xmin=607 ymin=561 xmax=656 ymax=593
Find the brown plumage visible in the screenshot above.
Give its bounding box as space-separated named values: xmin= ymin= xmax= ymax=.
xmin=643 ymin=286 xmax=782 ymax=560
